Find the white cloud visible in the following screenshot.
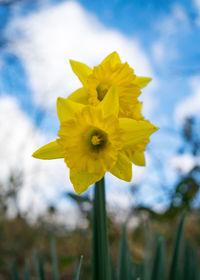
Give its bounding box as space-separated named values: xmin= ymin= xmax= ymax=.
xmin=156 ymin=4 xmax=189 ymax=35
xmin=152 ymin=4 xmax=189 ymax=64
xmin=172 ymin=4 xmax=189 ymax=23
xmin=0 ymin=57 xmax=3 ymax=70
xmin=193 ymin=0 xmax=200 ymax=25
xmin=151 ymin=41 xmax=165 ymax=63
xmin=170 ymin=153 xmax=198 ymax=174
xmin=175 ymin=76 xmax=200 ymax=122
xmin=0 ymin=95 xmax=79 ymax=224
xmin=194 ymin=0 xmax=200 ymax=9
xmin=8 ymin=1 xmax=156 ymax=116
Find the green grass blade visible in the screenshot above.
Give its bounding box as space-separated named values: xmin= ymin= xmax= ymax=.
xmin=134 ymin=263 xmax=142 ymax=280
xmin=24 ymin=261 xmax=30 ymax=280
xmin=143 ymin=223 xmax=152 ymax=280
xmin=32 ymin=249 xmax=41 ymax=280
xmin=92 ymin=177 xmax=111 ymax=280
xmin=150 ymin=236 xmax=166 ymax=280
xmin=110 ymin=254 xmax=117 ymax=280
xmin=117 ymin=225 xmax=134 ymax=280
xmin=11 ymin=260 xmax=20 ymax=280
xmin=183 ymin=240 xmax=191 ymax=280
xmin=191 ymin=247 xmax=198 ymax=280
xmin=51 ymin=237 xmax=59 ymax=280
xmin=74 ymin=256 xmax=83 ymax=280
xmin=127 ymin=248 xmax=134 ymax=280
xmin=39 ymin=250 xmax=45 ymax=280
xmin=118 ymin=225 xmax=128 ymax=280
xmin=169 ymin=215 xmax=186 ymax=280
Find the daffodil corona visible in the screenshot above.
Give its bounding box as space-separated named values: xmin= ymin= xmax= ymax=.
xmin=33 ymin=87 xmax=157 ymax=195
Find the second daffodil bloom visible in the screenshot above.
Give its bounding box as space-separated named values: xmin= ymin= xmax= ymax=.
xmin=33 ymin=87 xmax=158 ymax=195
xmin=68 ymin=51 xmax=151 ymax=119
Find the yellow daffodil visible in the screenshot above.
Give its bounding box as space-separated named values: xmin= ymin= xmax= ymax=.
xmin=33 ymin=87 xmax=157 ymax=195
xmin=68 ymin=51 xmax=151 ymax=119
xmin=68 ymin=52 xmax=153 ymax=167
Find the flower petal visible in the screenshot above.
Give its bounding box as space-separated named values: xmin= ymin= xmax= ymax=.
xmin=102 ymin=51 xmax=121 ymax=66
xmin=57 ymin=97 xmax=84 ymax=123
xmin=134 ymin=77 xmax=152 ymax=88
xmin=129 ymin=151 xmax=145 ymax=166
xmin=132 ymin=102 xmax=144 ymax=120
xmin=68 ymin=88 xmax=89 ymax=105
xmin=97 ymin=86 xmax=119 ymax=117
xmin=119 ymin=118 xmax=158 ymax=149
xmin=70 ymin=169 xmax=104 ymax=195
xmin=32 ymin=140 xmax=64 ymax=159
xmin=110 ymin=152 xmax=132 ymax=182
xmin=70 ymin=60 xmax=92 ymax=85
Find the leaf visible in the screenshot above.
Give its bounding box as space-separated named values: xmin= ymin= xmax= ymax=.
xmin=143 ymin=223 xmax=153 ymax=280
xmin=191 ymin=247 xmax=199 ymax=280
xmin=150 ymin=235 xmax=166 ymax=280
xmin=39 ymin=250 xmax=45 ymax=280
xmin=32 ymin=249 xmax=43 ymax=280
xmin=169 ymin=215 xmax=186 ymax=280
xmin=23 ymin=261 xmax=30 ymax=280
xmin=118 ymin=225 xmax=128 ymax=280
xmin=110 ymin=253 xmax=117 ymax=280
xmin=127 ymin=248 xmax=134 ymax=280
xmin=74 ymin=256 xmax=83 ymax=280
xmin=51 ymin=237 xmax=59 ymax=280
xmin=11 ymin=260 xmax=20 ymax=280
xmin=68 ymin=192 xmax=90 ymax=204
xmin=183 ymin=240 xmax=191 ymax=280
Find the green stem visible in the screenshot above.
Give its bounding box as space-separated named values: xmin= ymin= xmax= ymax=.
xmin=92 ymin=177 xmax=111 ymax=280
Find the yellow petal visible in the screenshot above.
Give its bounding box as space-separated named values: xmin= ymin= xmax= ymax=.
xmin=70 ymin=60 xmax=92 ymax=85
xmin=119 ymin=118 xmax=158 ymax=149
xmin=68 ymin=88 xmax=89 ymax=105
xmin=70 ymin=169 xmax=104 ymax=195
xmin=110 ymin=152 xmax=132 ymax=182
xmin=32 ymin=140 xmax=64 ymax=159
xmin=97 ymin=86 xmax=119 ymax=117
xmin=129 ymin=151 xmax=145 ymax=166
xmin=132 ymin=102 xmax=144 ymax=120
xmin=134 ymin=77 xmax=152 ymax=88
xmin=57 ymin=97 xmax=84 ymax=123
xmin=101 ymin=51 xmax=121 ymax=66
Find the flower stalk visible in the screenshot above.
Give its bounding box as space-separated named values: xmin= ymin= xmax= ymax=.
xmin=92 ymin=177 xmax=111 ymax=280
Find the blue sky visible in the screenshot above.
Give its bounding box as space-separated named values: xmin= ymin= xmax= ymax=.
xmin=0 ymin=0 xmax=200 ymax=221
xmin=1 ymin=0 xmax=199 ymax=119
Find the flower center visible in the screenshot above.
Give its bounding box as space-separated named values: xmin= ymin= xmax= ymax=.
xmin=89 ymin=129 xmax=108 ymax=151
xmin=91 ymin=135 xmax=102 ymax=146
xmin=96 ymin=84 xmax=109 ymax=101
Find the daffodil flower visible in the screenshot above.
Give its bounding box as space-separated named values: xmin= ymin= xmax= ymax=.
xmin=68 ymin=51 xmax=153 ymax=167
xmin=68 ymin=51 xmax=151 ymax=119
xmin=33 ymin=87 xmax=157 ymax=195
